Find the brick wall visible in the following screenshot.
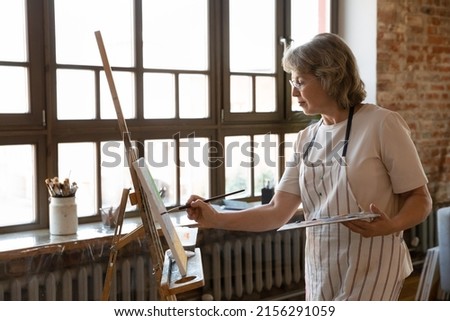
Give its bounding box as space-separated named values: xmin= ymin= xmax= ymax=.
xmin=377 ymin=0 xmax=450 ymax=206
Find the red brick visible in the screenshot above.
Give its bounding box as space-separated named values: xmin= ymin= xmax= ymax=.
xmin=377 ymin=0 xmax=450 ymax=205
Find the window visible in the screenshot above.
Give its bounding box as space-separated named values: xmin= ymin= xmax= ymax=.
xmin=0 ymin=0 xmax=333 ymax=232
xmin=289 ymin=0 xmax=332 ymax=112
xmin=0 ymin=0 xmax=28 ymax=114
xmin=0 ymin=144 xmax=36 ymax=226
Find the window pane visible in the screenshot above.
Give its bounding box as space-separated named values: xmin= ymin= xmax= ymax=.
xmin=0 ymin=66 xmax=29 ymax=113
xmin=100 ymin=71 xmax=135 ymax=119
xmin=254 ymin=134 xmax=278 ymax=196
xmin=0 ymin=145 xmax=35 ymax=227
xmin=100 ymin=141 xmax=135 ymax=212
xmin=57 ymin=69 xmax=95 ymax=120
xmin=255 ymin=76 xmax=276 ymax=112
xmin=58 ymin=142 xmax=97 ymax=217
xmin=0 ymin=0 xmax=27 ymax=61
xmin=143 ymin=0 xmax=208 ymax=70
xmin=229 ymin=0 xmax=275 ymax=73
xmin=180 ymin=137 xmax=210 ymax=203
xmin=179 ymin=74 xmax=209 ymax=119
xmin=225 ymin=136 xmax=251 ymax=196
xmin=144 ymin=139 xmax=177 ymax=207
xmin=230 ymin=76 xmax=252 ymax=113
xmin=291 ymin=0 xmax=331 ymax=46
xmin=54 ymin=0 xmax=134 ymax=66
xmin=144 ymin=73 xmax=175 ymax=119
xmin=291 ymin=0 xmax=331 ymax=112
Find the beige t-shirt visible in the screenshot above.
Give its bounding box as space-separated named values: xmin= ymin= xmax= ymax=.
xmin=277 ymin=104 xmax=428 ymax=217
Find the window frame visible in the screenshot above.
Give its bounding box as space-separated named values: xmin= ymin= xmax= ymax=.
xmin=221 ymin=0 xmax=287 ymax=123
xmin=0 ymin=0 xmax=336 ymax=233
xmin=0 ymin=135 xmax=47 ymax=234
xmin=0 ymin=0 xmax=46 ymax=128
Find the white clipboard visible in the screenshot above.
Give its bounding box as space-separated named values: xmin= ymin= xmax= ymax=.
xmin=277 ymin=212 xmax=380 ymax=231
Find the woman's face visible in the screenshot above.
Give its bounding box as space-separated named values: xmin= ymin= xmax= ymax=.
xmin=290 ymin=73 xmax=336 ymax=116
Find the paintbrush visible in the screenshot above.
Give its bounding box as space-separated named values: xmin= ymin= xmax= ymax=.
xmin=45 ymin=178 xmax=56 ymax=197
xmin=169 ymin=189 xmax=246 ymax=212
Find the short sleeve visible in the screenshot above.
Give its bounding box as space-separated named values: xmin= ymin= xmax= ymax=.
xmin=276 ymin=132 xmax=303 ymax=196
xmin=276 ymin=152 xmax=301 ymax=196
xmin=380 ymin=112 xmax=428 ymax=193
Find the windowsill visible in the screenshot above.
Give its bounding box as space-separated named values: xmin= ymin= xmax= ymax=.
xmin=0 ymin=202 xmax=303 ymax=260
xmin=0 ymin=217 xmax=144 ymax=260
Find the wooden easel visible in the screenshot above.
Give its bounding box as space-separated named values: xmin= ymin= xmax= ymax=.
xmin=94 ymin=31 xmax=204 ymax=301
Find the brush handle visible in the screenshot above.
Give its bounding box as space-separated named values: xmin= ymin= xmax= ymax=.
xmin=176 ymin=189 xmax=245 ymax=211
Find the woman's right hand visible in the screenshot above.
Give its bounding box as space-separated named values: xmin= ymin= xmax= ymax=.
xmin=185 ymin=195 xmax=218 ymax=228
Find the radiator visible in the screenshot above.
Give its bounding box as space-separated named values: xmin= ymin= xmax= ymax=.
xmin=198 ymin=228 xmax=305 ymax=301
xmin=0 ymin=229 xmax=305 ymax=301
xmin=407 ymin=207 xmax=440 ymax=255
xmin=0 ymin=255 xmax=158 ymax=301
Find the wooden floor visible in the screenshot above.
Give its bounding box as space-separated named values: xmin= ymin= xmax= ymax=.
xmin=399 ymin=269 xmax=421 ymax=301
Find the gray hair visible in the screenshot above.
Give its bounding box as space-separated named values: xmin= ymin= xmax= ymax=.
xmin=282 ymin=33 xmax=366 ymax=109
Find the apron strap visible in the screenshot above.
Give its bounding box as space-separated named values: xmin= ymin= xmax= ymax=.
xmin=303 ymin=119 xmax=323 ymax=161
xmin=342 ymin=106 xmax=355 ymax=158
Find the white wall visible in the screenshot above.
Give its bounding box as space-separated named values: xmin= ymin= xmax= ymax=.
xmin=338 ymin=0 xmax=377 ymax=104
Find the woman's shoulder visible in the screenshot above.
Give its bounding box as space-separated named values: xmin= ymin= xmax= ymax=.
xmin=359 ymin=103 xmax=394 ymax=116
xmin=358 ymin=103 xmax=411 ymax=134
xmin=359 ymin=103 xmax=405 ymax=123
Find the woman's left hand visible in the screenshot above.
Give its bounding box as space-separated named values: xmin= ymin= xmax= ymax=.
xmin=342 ymin=203 xmax=396 ymax=237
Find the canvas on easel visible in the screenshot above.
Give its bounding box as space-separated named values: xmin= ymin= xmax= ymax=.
xmin=132 ymin=157 xmax=205 ymax=295
xmin=132 ymin=157 xmax=188 ymax=275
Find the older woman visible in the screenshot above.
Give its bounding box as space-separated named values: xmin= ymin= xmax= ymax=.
xmin=186 ymin=33 xmax=432 ymax=300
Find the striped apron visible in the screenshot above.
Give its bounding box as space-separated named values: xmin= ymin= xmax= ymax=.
xmin=300 ymin=108 xmax=410 ymax=301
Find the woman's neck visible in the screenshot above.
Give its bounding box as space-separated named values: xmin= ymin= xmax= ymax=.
xmin=321 ymin=104 xmax=361 ymax=125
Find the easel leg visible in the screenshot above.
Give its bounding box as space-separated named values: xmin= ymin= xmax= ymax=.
xmin=102 ymin=188 xmax=129 ymax=301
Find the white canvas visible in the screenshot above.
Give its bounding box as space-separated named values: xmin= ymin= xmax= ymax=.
xmin=132 ymin=157 xmax=188 ymax=276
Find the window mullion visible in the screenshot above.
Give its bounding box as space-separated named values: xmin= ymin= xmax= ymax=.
xmin=135 ymin=0 xmax=144 ymax=120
